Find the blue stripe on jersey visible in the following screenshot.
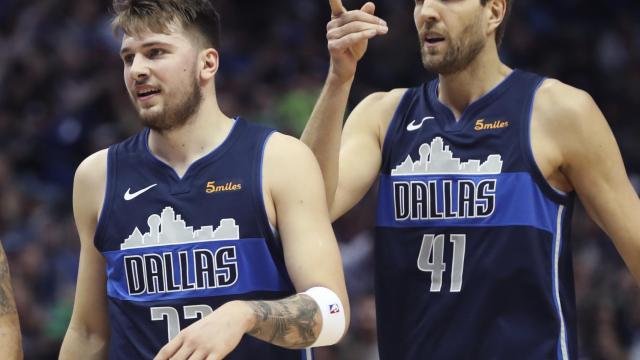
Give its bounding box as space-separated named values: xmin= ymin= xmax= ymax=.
xmin=104 ymin=238 xmax=291 ymax=302
xmin=377 ymin=172 xmax=559 ymax=232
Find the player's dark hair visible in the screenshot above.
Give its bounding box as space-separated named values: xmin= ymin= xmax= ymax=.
xmin=480 ymin=0 xmax=512 ymax=47
xmin=111 ymin=0 xmax=221 ymax=50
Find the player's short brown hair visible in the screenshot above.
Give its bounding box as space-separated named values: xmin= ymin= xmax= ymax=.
xmin=111 ymin=0 xmax=221 ymax=49
xmin=480 ymin=0 xmax=512 ymax=47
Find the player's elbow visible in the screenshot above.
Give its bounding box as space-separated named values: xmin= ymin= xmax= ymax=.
xmin=60 ymin=321 xmax=110 ymax=359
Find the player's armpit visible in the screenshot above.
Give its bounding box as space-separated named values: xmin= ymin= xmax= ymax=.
xmin=542 ymin=81 xmax=640 ymax=282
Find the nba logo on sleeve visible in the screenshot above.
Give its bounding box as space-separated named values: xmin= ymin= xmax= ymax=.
xmin=329 ymin=304 xmax=340 ymax=314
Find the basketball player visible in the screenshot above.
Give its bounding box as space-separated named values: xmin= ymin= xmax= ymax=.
xmin=0 ymin=242 xmax=21 ymax=359
xmin=301 ymin=0 xmax=640 ymax=358
xmin=59 ymin=1 xmax=349 ymax=359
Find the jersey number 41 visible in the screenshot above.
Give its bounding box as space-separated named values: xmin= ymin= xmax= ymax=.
xmin=417 ymin=234 xmax=466 ymax=292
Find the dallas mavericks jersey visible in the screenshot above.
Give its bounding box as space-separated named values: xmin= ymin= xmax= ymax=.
xmin=94 ymin=118 xmax=310 ymax=359
xmin=376 ymin=70 xmax=577 ymax=359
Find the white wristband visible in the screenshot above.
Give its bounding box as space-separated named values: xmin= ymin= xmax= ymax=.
xmin=303 ymin=287 xmax=346 ymax=347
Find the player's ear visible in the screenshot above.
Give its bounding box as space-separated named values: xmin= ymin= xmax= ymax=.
xmin=199 ymin=48 xmax=219 ymax=81
xmin=486 ymin=0 xmax=506 ymax=37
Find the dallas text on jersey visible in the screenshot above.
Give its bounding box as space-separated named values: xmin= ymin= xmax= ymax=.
xmin=124 ymin=247 xmax=239 ymax=295
xmin=393 ymin=179 xmax=497 ymax=221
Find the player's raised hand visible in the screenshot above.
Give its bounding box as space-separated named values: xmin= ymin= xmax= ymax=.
xmin=154 ymin=301 xmax=253 ymax=360
xmin=327 ymin=0 xmax=388 ymax=81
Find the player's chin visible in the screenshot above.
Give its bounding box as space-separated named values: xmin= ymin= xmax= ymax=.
xmin=138 ymin=109 xmax=165 ymax=127
xmin=421 ymin=56 xmax=445 ymax=72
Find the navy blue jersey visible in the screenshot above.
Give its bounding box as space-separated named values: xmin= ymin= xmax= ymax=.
xmin=375 ymin=70 xmax=577 ymax=359
xmin=95 ymin=118 xmax=311 ymax=359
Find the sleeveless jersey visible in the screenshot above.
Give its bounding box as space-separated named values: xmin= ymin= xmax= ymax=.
xmin=95 ymin=118 xmax=311 ymax=359
xmin=375 ymin=70 xmax=577 ymax=359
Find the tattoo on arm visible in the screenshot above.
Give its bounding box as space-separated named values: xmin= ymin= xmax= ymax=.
xmin=0 ymin=244 xmax=17 ymax=316
xmin=247 ymin=294 xmax=320 ymax=348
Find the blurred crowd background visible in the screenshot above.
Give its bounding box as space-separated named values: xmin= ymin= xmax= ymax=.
xmin=0 ymin=0 xmax=639 ymax=359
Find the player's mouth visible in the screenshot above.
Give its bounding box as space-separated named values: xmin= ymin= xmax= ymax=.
xmin=423 ymin=32 xmax=446 ymax=48
xmin=135 ymin=87 xmax=162 ymax=102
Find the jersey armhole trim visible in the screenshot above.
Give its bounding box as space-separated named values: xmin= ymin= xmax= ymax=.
xmin=521 ymin=77 xmax=572 ymax=205
xmin=94 ymin=146 xmax=117 ymax=251
xmin=380 ymin=88 xmax=414 ymax=170
xmin=256 ymin=130 xmax=278 ymax=241
xmin=255 ymin=129 xmax=295 ymax=290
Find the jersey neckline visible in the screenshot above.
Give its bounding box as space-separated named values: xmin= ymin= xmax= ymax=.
xmin=142 ymin=116 xmax=244 ymax=182
xmin=428 ymin=69 xmax=520 ymax=132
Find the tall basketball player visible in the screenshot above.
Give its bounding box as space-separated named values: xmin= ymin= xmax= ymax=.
xmin=301 ymin=0 xmax=640 ymax=358
xmin=0 ymin=241 xmax=21 ymax=359
xmin=59 ymin=1 xmax=349 ymax=359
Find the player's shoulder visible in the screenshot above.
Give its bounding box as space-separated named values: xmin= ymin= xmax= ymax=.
xmin=264 ymin=132 xmax=317 ymax=170
xmin=74 ymin=149 xmax=109 ymax=189
xmin=357 ymin=88 xmax=408 ymax=112
xmin=262 ymin=132 xmax=324 ymax=198
xmin=350 ymin=88 xmax=409 ymax=136
xmin=73 ymin=149 xmax=109 ymax=224
xmin=534 ymin=78 xmax=598 ymax=126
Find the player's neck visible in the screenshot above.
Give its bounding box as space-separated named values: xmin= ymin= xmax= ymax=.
xmin=148 ymin=98 xmax=234 ymax=177
xmin=437 ymin=44 xmax=511 ymax=120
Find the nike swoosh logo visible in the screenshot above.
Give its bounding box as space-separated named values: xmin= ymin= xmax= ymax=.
xmin=124 ymin=184 xmax=158 ymax=201
xmin=407 ymin=116 xmax=435 ymax=132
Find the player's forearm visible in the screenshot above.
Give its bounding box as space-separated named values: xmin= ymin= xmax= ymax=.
xmin=610 ymin=204 xmax=640 ymax=284
xmin=242 ymin=294 xmax=322 ymax=349
xmin=300 ymin=71 xmax=354 ymax=208
xmin=59 ymin=326 xmax=109 ymax=360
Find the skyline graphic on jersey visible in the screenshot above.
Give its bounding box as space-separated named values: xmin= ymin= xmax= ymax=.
xmin=391 ymin=137 xmax=503 ymax=176
xmin=121 ymin=206 xmax=239 ymax=250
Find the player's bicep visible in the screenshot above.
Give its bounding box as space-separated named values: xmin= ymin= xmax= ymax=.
xmin=331 ymin=116 xmax=381 ymax=219
xmin=332 ymin=91 xmax=404 ymax=220
xmin=561 ymin=92 xmax=640 ymax=237
xmin=265 ymin=135 xmax=349 ymax=314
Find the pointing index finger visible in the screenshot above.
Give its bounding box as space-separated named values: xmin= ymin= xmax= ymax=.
xmin=329 ymin=0 xmax=347 ymax=16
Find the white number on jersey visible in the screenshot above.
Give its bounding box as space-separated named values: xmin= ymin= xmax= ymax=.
xmin=151 ymin=304 xmax=214 ymax=341
xmin=417 ymin=234 xmax=466 ymax=292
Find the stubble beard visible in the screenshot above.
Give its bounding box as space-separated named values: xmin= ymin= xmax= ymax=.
xmin=420 ymin=19 xmax=487 ymax=75
xmin=137 ymin=76 xmax=203 ymax=133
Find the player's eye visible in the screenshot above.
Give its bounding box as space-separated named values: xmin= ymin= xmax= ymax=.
xmin=122 ymin=54 xmax=134 ymax=65
xmin=148 ymin=48 xmax=166 ymax=58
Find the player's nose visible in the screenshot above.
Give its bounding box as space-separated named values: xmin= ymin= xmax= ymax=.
xmin=416 ymin=0 xmax=441 ymax=23
xmin=129 ymin=54 xmax=150 ymax=81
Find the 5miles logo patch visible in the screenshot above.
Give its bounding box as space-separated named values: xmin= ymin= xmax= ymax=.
xmin=474 ymin=119 xmax=509 ymax=131
xmin=206 ymin=181 xmax=242 ymax=194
